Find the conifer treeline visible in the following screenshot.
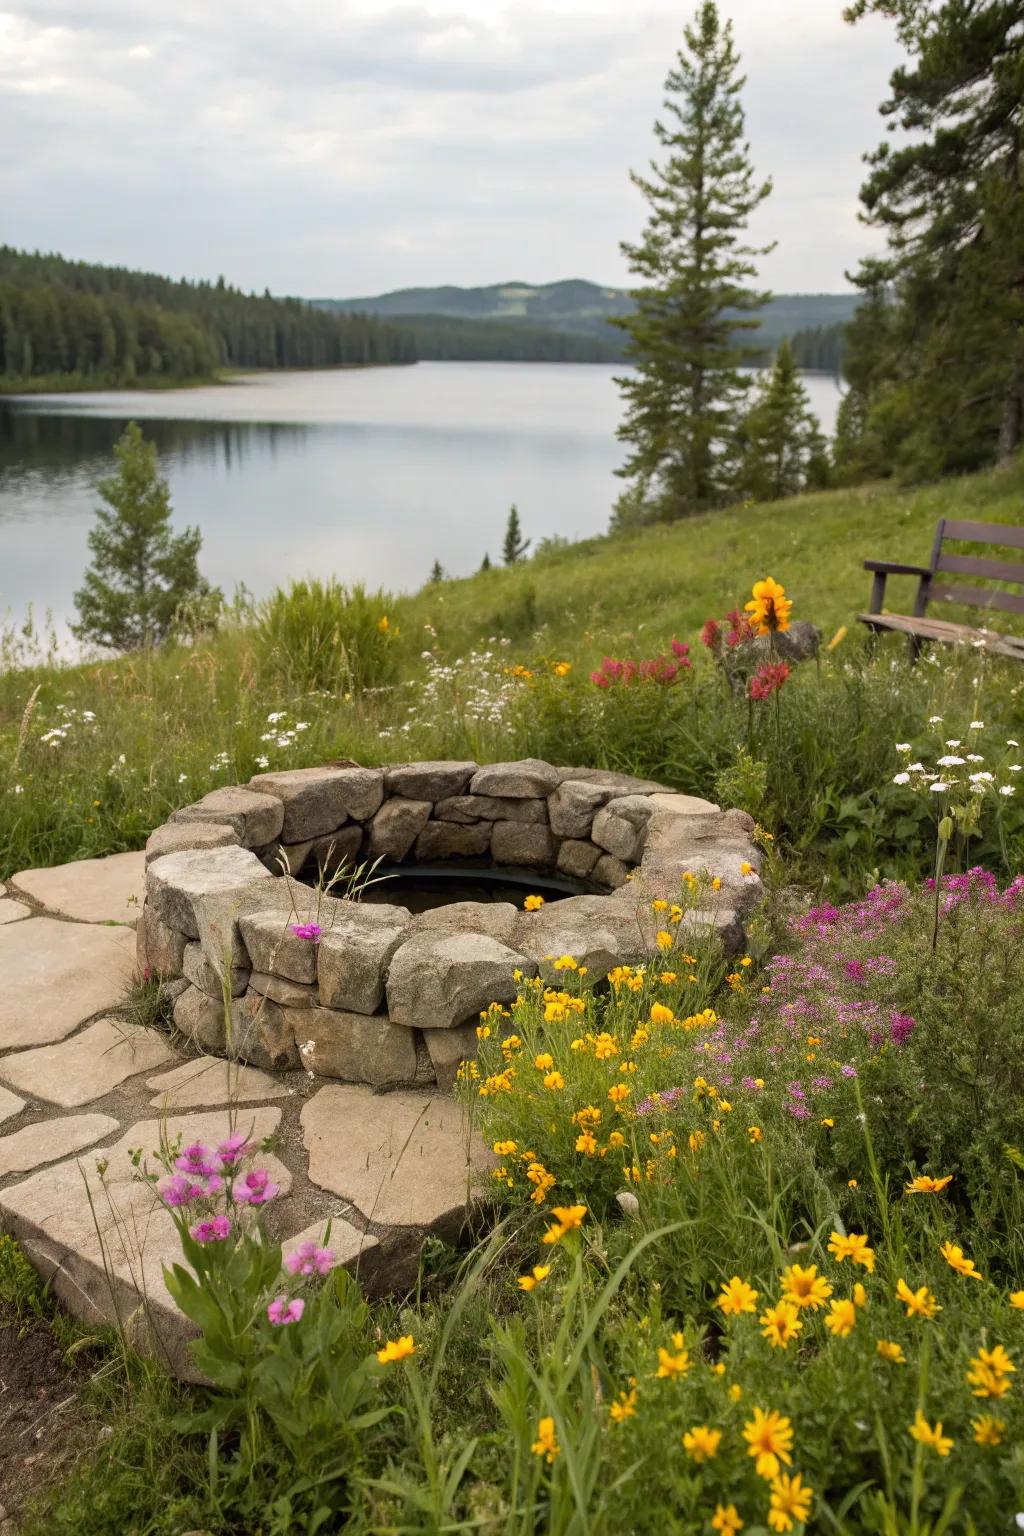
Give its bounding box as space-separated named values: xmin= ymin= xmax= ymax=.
xmin=0 ymin=247 xmax=416 ymax=388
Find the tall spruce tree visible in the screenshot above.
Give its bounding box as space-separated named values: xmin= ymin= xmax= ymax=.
xmin=72 ymin=422 xmax=212 ymax=651
xmin=839 ymin=0 xmax=1024 ymax=476
xmin=614 ymin=0 xmax=772 ymax=522
xmin=737 ymin=342 xmax=829 ymax=501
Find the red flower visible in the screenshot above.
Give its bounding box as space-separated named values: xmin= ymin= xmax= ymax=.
xmin=749 ymin=662 xmax=791 ymax=701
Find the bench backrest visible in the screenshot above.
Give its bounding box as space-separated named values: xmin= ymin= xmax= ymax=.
xmin=922 ymin=519 xmax=1024 ymax=619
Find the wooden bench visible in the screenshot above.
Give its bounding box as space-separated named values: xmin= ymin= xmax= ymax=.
xmin=859 ymin=517 xmax=1024 ymax=662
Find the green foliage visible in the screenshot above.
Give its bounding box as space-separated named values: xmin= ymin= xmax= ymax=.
xmin=836 ymin=3 xmax=1024 ymax=479
xmin=502 ymin=504 xmax=531 ymax=565
xmin=0 ymin=244 xmax=416 ymax=389
xmin=615 ymin=0 xmax=772 ymax=519
xmin=71 ymin=423 xmax=214 ymax=652
xmin=736 ymin=342 xmax=830 ymax=501
xmin=253 ymin=579 xmax=399 ymax=694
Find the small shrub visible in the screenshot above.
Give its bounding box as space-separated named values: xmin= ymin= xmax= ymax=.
xmin=254 ymin=578 xmax=400 ymax=693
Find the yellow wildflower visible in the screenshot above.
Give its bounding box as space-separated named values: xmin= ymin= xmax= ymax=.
xmin=711 ymin=1505 xmax=743 ymax=1536
xmin=656 ymin=930 xmax=674 ymax=951
xmin=543 ymin=1070 xmax=565 ymax=1091
xmin=517 ymin=1265 xmax=552 ymax=1292
xmin=745 ymin=576 xmax=792 ymax=635
xmin=716 ymin=1276 xmax=759 ymax=1316
xmin=780 ymin=1263 xmax=832 ymax=1311
xmin=972 ymin=1414 xmax=1005 ymax=1446
xmin=876 ymin=1339 xmax=905 ymax=1364
xmin=743 ymin=1407 xmax=794 ymax=1480
xmin=748 ymin=1125 xmax=763 ymax=1144
xmin=940 ymin=1241 xmax=983 ymax=1280
xmin=908 ymin=1410 xmax=952 ymax=1456
xmin=1011 ymin=1291 xmax=1024 ymax=1310
xmin=376 ymin=1334 xmax=415 ymax=1364
xmin=531 ymin=1416 xmax=560 ymax=1463
xmin=541 ymin=1204 xmax=588 ymax=1245
xmin=523 ymin=894 xmax=544 ymax=912
xmin=966 ymin=1344 xmax=1015 ymax=1398
xmin=492 ymin=1140 xmax=517 ymax=1156
xmin=650 ymin=1002 xmax=675 ymax=1025
xmin=905 ymin=1173 xmax=953 ymax=1194
xmin=609 ymin=1387 xmax=637 ymax=1423
xmin=656 ymin=1331 xmax=690 ymax=1379
xmin=825 ymin=1298 xmax=857 ymax=1338
xmin=827 ymin=1231 xmax=875 ymax=1272
xmin=895 ymin=1279 xmax=941 ymax=1319
xmin=552 ymin=660 xmax=572 ymax=676
xmin=760 ymin=1301 xmax=803 ymax=1350
xmin=768 ymin=1472 xmax=812 ymax=1533
xmin=608 ymin=1082 xmax=630 ymax=1103
xmin=575 ymin=1130 xmax=598 ymax=1156
xmin=681 ymin=1424 xmax=722 ymax=1463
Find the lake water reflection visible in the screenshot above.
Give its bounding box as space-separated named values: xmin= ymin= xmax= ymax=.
xmin=0 ymin=362 xmax=841 ymax=628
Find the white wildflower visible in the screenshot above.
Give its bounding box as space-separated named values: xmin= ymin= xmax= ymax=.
xmin=892 ymin=772 xmax=911 ymax=785
xmin=968 ymin=771 xmax=994 ymax=783
xmin=929 ymin=782 xmax=951 ymax=793
xmin=895 ymin=742 xmax=911 ymax=752
xmin=936 ymin=755 xmax=965 ymax=767
xmin=266 ymin=711 xmax=287 ymax=724
xmin=1000 ymin=785 xmax=1015 ymax=797
xmin=969 ymin=720 xmax=984 ymax=730
xmin=928 ymin=715 xmax=943 ymax=724
xmin=944 ymin=739 xmax=961 ymax=748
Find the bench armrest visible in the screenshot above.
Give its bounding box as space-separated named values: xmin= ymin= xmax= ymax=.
xmin=863 ymin=560 xmax=933 ymax=578
xmin=864 ymin=559 xmax=933 ymax=616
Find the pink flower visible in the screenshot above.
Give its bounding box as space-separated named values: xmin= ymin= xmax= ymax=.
xmin=190 ymin=1215 xmax=232 ymax=1243
xmin=267 ymin=1295 xmax=305 ymax=1326
xmin=217 ymin=1132 xmax=253 ymax=1167
xmin=175 ymin=1142 xmax=220 ymax=1179
xmin=291 ymin=922 xmax=322 ymax=942
xmin=232 ymin=1168 xmax=280 ymax=1206
xmin=749 ymin=661 xmax=791 ymax=701
xmin=157 ymin=1173 xmax=205 ymax=1208
xmin=284 ymin=1240 xmax=336 ymax=1277
xmin=591 ymin=670 xmax=611 ymax=688
xmin=670 ymin=637 xmax=690 ymax=660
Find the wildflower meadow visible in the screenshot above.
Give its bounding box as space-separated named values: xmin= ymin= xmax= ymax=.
xmin=2 ymin=467 xmax=1024 ymax=1533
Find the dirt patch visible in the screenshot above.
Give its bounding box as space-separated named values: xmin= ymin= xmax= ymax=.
xmin=0 ymin=1318 xmax=92 ymax=1527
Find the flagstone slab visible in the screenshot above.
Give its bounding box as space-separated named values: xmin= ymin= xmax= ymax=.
xmin=146 ymin=1055 xmax=292 ymax=1109
xmin=11 ymin=850 xmax=147 ymax=927
xmin=300 ymin=1084 xmax=492 ymax=1231
xmin=0 ymin=1113 xmax=119 ymax=1178
xmin=0 ymin=1020 xmax=176 ymax=1108
xmin=0 ymin=897 xmax=32 ymax=925
xmin=0 ymin=1107 xmax=287 ymax=1374
xmin=0 ymin=917 xmax=137 ymax=1049
xmin=0 ymin=1086 xmax=25 ymax=1128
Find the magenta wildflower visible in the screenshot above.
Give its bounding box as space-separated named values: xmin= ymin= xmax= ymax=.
xmin=291 ymin=922 xmax=322 ymax=942
xmin=157 ymin=1173 xmax=205 ymax=1208
xmin=217 ymin=1131 xmax=254 ymax=1167
xmin=840 ymin=1065 xmax=858 ymax=1079
xmin=284 ymin=1240 xmax=336 ymax=1277
xmin=890 ymin=1011 xmax=916 ymax=1046
xmin=267 ymin=1295 xmax=305 ymax=1326
xmin=175 ymin=1142 xmax=221 ymax=1179
xmin=232 ymin=1168 xmax=280 ymax=1206
xmin=190 ymin=1215 xmax=232 ymax=1243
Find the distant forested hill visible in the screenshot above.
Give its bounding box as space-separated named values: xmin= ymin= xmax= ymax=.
xmin=316 ymin=280 xmax=858 ymax=365
xmin=0 ymin=247 xmax=416 ymax=392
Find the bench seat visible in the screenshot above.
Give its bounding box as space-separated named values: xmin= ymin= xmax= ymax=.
xmin=858 ymin=610 xmax=1024 ymax=661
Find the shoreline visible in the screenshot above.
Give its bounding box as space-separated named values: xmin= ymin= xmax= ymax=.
xmin=0 ymin=360 xmax=418 ymax=398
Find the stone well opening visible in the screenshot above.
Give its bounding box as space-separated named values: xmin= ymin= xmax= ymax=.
xmin=138 ymin=758 xmax=760 ymax=1094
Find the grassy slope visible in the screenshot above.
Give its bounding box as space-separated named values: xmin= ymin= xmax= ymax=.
xmin=1 ymin=459 xmax=1022 ymax=876
xmin=404 ymin=463 xmax=1024 ymax=662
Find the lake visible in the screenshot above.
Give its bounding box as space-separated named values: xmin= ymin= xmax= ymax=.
xmin=0 ymin=363 xmax=841 ymax=630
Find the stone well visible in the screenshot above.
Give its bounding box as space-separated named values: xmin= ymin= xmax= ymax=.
xmin=138 ymin=759 xmax=762 ymax=1091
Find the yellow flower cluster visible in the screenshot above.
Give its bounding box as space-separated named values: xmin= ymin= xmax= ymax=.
xmin=745 ymin=576 xmax=793 ymax=635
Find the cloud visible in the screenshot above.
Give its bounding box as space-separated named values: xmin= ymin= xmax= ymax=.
xmin=0 ymin=0 xmax=905 ymax=294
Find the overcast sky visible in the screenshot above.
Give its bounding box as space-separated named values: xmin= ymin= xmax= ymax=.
xmin=3 ymin=1 xmax=905 ymax=299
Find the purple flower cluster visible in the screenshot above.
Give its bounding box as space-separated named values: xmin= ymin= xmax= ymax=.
xmin=155 ymin=1133 xmax=275 ymax=1213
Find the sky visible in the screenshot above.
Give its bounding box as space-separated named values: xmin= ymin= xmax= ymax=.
xmin=2 ymin=0 xmax=906 ymax=299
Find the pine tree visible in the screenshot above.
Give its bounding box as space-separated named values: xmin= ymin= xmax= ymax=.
xmin=614 ymin=0 xmax=772 ymax=522
xmin=737 ymin=342 xmax=829 ymax=501
xmin=71 ymin=422 xmax=212 ymax=650
xmin=429 ymin=559 xmax=445 ymax=582
xmin=840 ymin=1 xmax=1024 ymax=474
xmin=502 ymin=505 xmax=530 ymax=565
xmin=479 ymin=552 xmax=492 ymax=572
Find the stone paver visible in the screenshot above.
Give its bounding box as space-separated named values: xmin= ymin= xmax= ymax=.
xmin=146 ymin=1055 xmax=291 ymax=1109
xmin=0 ymin=1113 xmax=118 ymax=1178
xmin=0 ymin=1107 xmax=286 ymax=1374
xmin=301 ymin=1084 xmax=492 ymax=1230
xmin=11 ymin=850 xmax=146 ymax=927
xmin=0 ymin=917 xmax=136 ymax=1049
xmin=0 ymin=1085 xmax=25 ymax=1128
xmin=0 ymin=1020 xmax=176 ymax=1107
xmin=0 ymin=896 xmax=32 ymax=925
